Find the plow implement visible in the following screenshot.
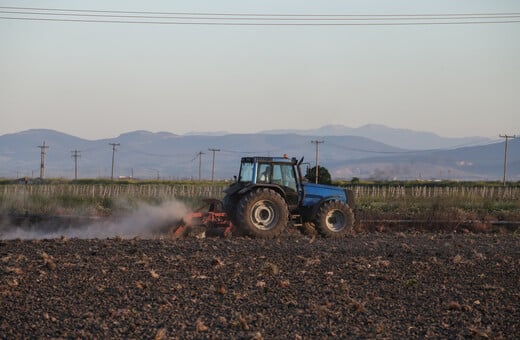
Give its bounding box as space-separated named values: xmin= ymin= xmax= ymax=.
xmin=171 ymin=199 xmax=234 ymax=239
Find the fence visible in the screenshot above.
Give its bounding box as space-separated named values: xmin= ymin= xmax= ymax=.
xmin=346 ymin=185 xmax=520 ymax=200
xmin=2 ymin=184 xmax=519 ymax=201
xmin=1 ymin=184 xmax=228 ymax=200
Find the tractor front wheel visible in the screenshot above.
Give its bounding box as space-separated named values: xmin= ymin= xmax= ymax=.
xmin=236 ymin=188 xmax=289 ymax=239
xmin=315 ymin=201 xmax=354 ymax=238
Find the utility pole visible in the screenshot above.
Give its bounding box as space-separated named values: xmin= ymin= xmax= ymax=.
xmin=311 ymin=140 xmax=324 ymax=184
xmin=37 ymin=141 xmax=49 ymax=179
xmin=208 ymin=148 xmax=220 ymax=182
xmin=109 ymin=143 xmax=120 ymax=180
xmin=196 ymin=151 xmax=205 ymax=181
xmin=499 ymin=134 xmax=517 ymax=185
xmin=71 ymin=150 xmax=81 ymax=180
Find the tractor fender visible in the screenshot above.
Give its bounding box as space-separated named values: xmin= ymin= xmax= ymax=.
xmin=238 ymin=183 xmax=287 ymax=200
xmin=344 ymin=189 xmax=356 ymax=209
xmin=223 ymin=181 xmax=243 ymax=196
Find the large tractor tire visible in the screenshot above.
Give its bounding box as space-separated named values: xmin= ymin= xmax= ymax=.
xmin=222 ymin=194 xmax=237 ymax=220
xmin=235 ymin=188 xmax=289 ymax=239
xmin=315 ymin=200 xmax=354 ymax=238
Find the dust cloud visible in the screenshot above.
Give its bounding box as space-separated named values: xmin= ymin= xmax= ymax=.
xmin=0 ymin=200 xmax=189 ymax=240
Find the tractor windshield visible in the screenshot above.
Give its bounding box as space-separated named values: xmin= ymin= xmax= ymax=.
xmin=238 ymin=161 xmax=254 ymax=182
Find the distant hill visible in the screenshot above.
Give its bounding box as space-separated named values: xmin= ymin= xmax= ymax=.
xmin=0 ymin=129 xmax=517 ymax=181
xmin=260 ymin=124 xmax=493 ymax=150
xmin=331 ymin=139 xmax=520 ymax=181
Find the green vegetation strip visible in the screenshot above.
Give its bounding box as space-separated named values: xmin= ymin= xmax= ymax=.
xmin=1 ymin=181 xmax=519 ymax=223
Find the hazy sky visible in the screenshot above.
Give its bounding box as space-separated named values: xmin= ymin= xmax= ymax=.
xmin=1 ymin=0 xmax=519 ymax=140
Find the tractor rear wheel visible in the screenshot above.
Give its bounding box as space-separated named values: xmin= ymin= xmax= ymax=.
xmin=315 ymin=201 xmax=354 ymax=238
xmin=236 ymin=188 xmax=289 ymax=239
xmin=222 ymin=194 xmax=237 ymax=220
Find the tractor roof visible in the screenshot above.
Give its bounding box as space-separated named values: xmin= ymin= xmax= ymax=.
xmin=241 ymin=156 xmax=296 ymax=164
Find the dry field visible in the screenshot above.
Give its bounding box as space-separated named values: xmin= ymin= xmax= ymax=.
xmin=1 ymin=232 xmax=519 ymax=339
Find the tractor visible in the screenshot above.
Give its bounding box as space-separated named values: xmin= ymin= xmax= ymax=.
xmin=174 ymin=155 xmax=355 ymax=239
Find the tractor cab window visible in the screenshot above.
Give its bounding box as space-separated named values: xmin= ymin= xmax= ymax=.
xmin=271 ymin=163 xmax=297 ymax=191
xmin=257 ymin=163 xmax=272 ymax=183
xmin=239 ymin=161 xmax=254 ymax=182
xmin=281 ymin=164 xmax=297 ymax=191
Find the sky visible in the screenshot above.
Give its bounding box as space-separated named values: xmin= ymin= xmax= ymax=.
xmin=1 ymin=0 xmax=519 ymax=140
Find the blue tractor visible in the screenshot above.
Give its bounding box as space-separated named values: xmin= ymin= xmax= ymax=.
xmin=222 ymin=155 xmax=355 ymax=238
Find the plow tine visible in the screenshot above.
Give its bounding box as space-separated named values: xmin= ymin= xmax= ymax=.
xmin=169 ymin=200 xmax=233 ymax=239
xmin=223 ymin=224 xmax=233 ymax=238
xmin=172 ymin=225 xmax=189 ymax=239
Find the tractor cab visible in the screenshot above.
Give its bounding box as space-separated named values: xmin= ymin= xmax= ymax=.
xmin=236 ymin=156 xmax=302 ymax=210
xmin=238 ymin=156 xmax=298 ymax=187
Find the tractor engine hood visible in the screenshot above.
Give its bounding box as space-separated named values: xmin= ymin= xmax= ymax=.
xmin=301 ymin=183 xmax=350 ymax=207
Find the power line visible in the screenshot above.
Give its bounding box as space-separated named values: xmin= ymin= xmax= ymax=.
xmin=2 ymin=10 xmax=520 ymax=21
xmin=326 ymin=142 xmax=416 ymax=154
xmin=120 ymin=146 xmax=193 ymax=159
xmin=1 ymin=6 xmax=519 ymax=25
xmin=2 ymin=16 xmax=519 ymax=26
xmin=325 ymin=141 xmax=489 ymax=154
xmin=1 ymin=6 xmax=519 ymax=17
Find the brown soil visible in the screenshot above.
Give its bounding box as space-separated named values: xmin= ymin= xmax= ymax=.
xmin=1 ymin=233 xmax=519 ymax=339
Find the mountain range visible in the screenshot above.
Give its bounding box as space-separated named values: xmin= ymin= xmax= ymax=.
xmin=0 ymin=125 xmax=517 ymax=181
xmin=259 ymin=124 xmax=492 ymax=150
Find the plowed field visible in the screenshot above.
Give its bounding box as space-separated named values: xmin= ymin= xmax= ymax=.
xmin=1 ymin=233 xmax=519 ymax=338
